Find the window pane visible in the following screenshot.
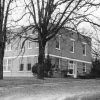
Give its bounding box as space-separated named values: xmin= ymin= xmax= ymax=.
xmin=27 ymin=63 xmax=31 ymax=71
xmin=83 ymin=63 xmax=86 ymax=72
xmin=56 ymin=36 xmax=60 ymax=49
xmin=68 ymin=69 xmax=73 ymax=74
xmin=3 ymin=59 xmax=7 ymax=71
xmin=68 ymin=60 xmax=74 ymax=74
xmin=3 ymin=59 xmax=7 ymax=66
xmin=35 ymin=42 xmax=38 ymax=48
xmin=28 ymin=41 xmax=32 ymax=49
xmin=82 ymin=44 xmax=86 ymax=55
xmin=19 ymin=64 xmax=24 ymax=71
xmin=3 ymin=66 xmax=6 ymax=71
xmin=70 ymin=40 xmax=74 ymax=52
xmin=8 ymin=59 xmax=12 ymax=71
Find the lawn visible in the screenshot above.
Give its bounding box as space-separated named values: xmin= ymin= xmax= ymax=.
xmin=0 ymin=77 xmax=80 ymax=87
xmin=0 ymin=77 xmax=100 ymax=100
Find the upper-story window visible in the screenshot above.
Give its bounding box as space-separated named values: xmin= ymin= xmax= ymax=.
xmin=56 ymin=35 xmax=60 ymax=50
xmin=82 ymin=43 xmax=86 ymax=56
xmin=5 ymin=43 xmax=12 ymax=51
xmin=70 ymin=39 xmax=75 ymax=53
xmin=35 ymin=42 xmax=39 ymax=48
xmin=27 ymin=41 xmax=32 ymax=49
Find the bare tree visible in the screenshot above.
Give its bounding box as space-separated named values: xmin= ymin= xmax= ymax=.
xmin=15 ymin=0 xmax=100 ymax=78
xmin=0 ymin=0 xmax=15 ymax=79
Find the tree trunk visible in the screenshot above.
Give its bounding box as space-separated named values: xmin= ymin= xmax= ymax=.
xmin=0 ymin=43 xmax=4 ymax=79
xmin=0 ymin=53 xmax=3 ymax=79
xmin=37 ymin=40 xmax=46 ymax=79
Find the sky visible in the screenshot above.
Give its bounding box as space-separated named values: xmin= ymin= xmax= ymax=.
xmin=7 ymin=0 xmax=100 ymax=45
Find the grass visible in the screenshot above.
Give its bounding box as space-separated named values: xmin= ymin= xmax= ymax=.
xmin=0 ymin=77 xmax=82 ymax=88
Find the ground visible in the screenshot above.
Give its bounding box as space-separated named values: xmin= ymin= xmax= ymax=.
xmin=0 ymin=77 xmax=100 ymax=100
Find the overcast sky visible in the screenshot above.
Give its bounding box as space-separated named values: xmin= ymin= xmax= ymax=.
xmin=8 ymin=0 xmax=100 ymax=38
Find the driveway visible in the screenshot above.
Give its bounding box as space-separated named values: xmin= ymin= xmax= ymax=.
xmin=0 ymin=78 xmax=100 ymax=100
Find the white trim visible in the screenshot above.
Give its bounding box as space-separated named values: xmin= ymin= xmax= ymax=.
xmin=82 ymin=42 xmax=87 ymax=44
xmin=3 ymin=71 xmax=11 ymax=72
xmin=70 ymin=38 xmax=75 ymax=41
xmin=4 ymin=55 xmax=38 ymax=59
xmin=49 ymin=54 xmax=92 ymax=64
xmin=4 ymin=54 xmax=91 ymax=64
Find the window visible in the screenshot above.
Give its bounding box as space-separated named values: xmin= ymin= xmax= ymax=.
xmin=19 ymin=64 xmax=24 ymax=71
xmin=82 ymin=43 xmax=86 ymax=56
xmin=55 ymin=58 xmax=60 ymax=70
xmin=70 ymin=39 xmax=75 ymax=53
xmin=5 ymin=44 xmax=12 ymax=51
xmin=3 ymin=59 xmax=12 ymax=71
xmin=3 ymin=59 xmax=7 ymax=71
xmin=27 ymin=41 xmax=32 ymax=49
xmin=56 ymin=35 xmax=60 ymax=50
xmin=68 ymin=60 xmax=74 ymax=75
xmin=35 ymin=42 xmax=39 ymax=48
xmin=83 ymin=63 xmax=86 ymax=72
xmin=27 ymin=63 xmax=31 ymax=71
xmin=8 ymin=59 xmax=12 ymax=71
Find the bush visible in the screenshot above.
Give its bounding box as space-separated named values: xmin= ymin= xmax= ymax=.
xmin=32 ymin=55 xmax=54 ymax=77
xmin=91 ymin=59 xmax=100 ymax=78
xmin=32 ymin=63 xmax=38 ymax=75
xmin=78 ymin=73 xmax=96 ymax=79
xmin=61 ymin=69 xmax=68 ymax=77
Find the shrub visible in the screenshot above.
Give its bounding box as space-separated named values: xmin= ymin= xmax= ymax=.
xmin=32 ymin=55 xmax=54 ymax=77
xmin=91 ymin=59 xmax=100 ymax=78
xmin=61 ymin=69 xmax=68 ymax=77
xmin=32 ymin=63 xmax=38 ymax=75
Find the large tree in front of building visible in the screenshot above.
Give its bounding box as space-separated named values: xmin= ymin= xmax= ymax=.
xmin=0 ymin=0 xmax=15 ymax=79
xmin=16 ymin=0 xmax=100 ymax=78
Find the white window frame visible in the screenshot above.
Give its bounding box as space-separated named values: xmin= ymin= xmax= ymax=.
xmin=56 ymin=35 xmax=61 ymax=50
xmin=82 ymin=42 xmax=86 ymax=56
xmin=27 ymin=41 xmax=32 ymax=49
xmin=70 ymin=38 xmax=75 ymax=53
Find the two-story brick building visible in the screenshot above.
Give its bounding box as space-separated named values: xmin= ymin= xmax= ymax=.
xmin=3 ymin=28 xmax=92 ymax=78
